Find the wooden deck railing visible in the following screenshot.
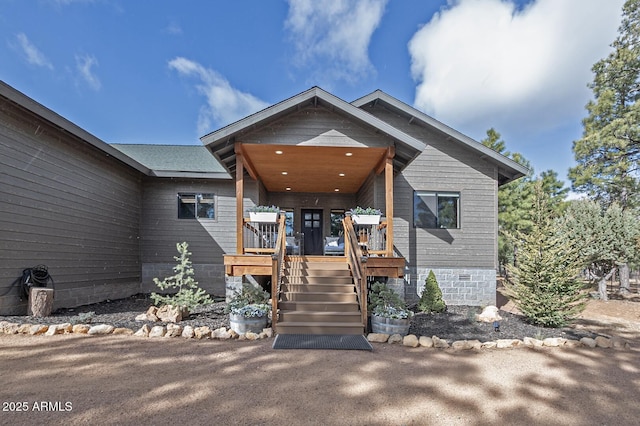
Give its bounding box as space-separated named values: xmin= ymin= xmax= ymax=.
xmin=343 ymin=215 xmax=368 ymax=328
xmin=243 ymin=219 xmax=280 ymax=254
xmin=353 ymin=221 xmax=387 ymax=255
xmin=270 ymin=214 xmax=286 ymax=333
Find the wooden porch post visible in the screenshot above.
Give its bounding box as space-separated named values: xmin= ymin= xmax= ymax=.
xmin=236 ymin=149 xmax=244 ymax=255
xmin=385 ymin=147 xmax=394 ymax=257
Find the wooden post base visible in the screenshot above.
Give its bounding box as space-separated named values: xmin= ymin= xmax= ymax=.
xmin=28 ymin=287 xmax=54 ymax=317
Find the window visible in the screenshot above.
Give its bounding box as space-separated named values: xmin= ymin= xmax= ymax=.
xmin=414 ymin=191 xmax=459 ymax=229
xmin=330 ymin=209 xmax=345 ymax=236
xmin=178 ymin=193 xmax=215 ymax=219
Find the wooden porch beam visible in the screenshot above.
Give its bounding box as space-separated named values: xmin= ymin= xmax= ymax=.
xmin=236 ymin=150 xmax=244 ymax=254
xmin=384 ymin=146 xmax=395 ymax=257
xmin=235 ymin=143 xmax=259 ymax=181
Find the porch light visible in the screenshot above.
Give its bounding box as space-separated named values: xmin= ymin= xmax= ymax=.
xmin=286 ymin=187 xmax=291 ymax=191
xmin=275 ymin=150 xmax=283 ymax=155
xmin=339 ymin=173 xmax=345 ymax=177
xmin=334 ymin=188 xmax=340 ymax=192
xmin=281 ymin=171 xmax=288 ymax=175
xmin=345 ymin=152 xmax=353 ymax=157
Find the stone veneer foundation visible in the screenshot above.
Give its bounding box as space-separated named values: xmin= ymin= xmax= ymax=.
xmin=403 ymin=268 xmax=497 ymax=307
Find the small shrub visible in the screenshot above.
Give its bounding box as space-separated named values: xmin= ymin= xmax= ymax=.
xmin=151 ymin=242 xmax=212 ymax=313
xmin=69 ymin=311 xmax=95 ymax=325
xmin=418 ymin=270 xmax=446 ymax=313
xmin=369 ymin=281 xmax=413 ymax=319
xmin=225 ymin=283 xmax=271 ymax=318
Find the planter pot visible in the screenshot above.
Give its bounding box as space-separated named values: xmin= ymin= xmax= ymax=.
xmin=352 ymin=214 xmax=380 ymax=225
xmin=371 ymin=314 xmax=410 ymax=336
xmin=229 ymin=313 xmax=268 ymax=334
xmin=249 ymin=212 xmax=278 ymax=223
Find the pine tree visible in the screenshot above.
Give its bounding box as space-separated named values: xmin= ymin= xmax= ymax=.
xmin=151 ymin=242 xmax=212 ymax=312
xmin=418 ymin=270 xmax=446 ymax=313
xmin=504 ymin=183 xmax=587 ymax=327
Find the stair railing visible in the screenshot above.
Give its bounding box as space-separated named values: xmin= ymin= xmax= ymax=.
xmin=270 ymin=213 xmax=287 ymax=332
xmin=343 ymin=214 xmax=368 ymax=330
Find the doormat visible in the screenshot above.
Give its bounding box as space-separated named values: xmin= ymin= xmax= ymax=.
xmin=272 ymin=334 xmax=373 ymax=351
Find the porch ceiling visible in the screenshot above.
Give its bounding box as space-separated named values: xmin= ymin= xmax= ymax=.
xmin=242 ymin=144 xmax=387 ymax=193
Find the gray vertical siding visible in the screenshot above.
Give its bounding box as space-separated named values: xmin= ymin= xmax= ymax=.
xmin=0 ymin=97 xmax=142 ymax=314
xmin=363 ymin=103 xmax=499 ymax=270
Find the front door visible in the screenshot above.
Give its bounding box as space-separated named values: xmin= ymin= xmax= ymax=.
xmin=302 ymin=209 xmax=323 ymax=255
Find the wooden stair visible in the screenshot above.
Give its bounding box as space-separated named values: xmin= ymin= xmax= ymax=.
xmin=275 ymin=256 xmax=364 ymax=335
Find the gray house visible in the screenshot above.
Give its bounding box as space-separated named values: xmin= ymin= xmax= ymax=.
xmin=0 ymin=81 xmax=526 ymax=334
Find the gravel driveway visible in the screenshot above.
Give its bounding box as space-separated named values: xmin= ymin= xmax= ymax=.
xmin=1 ymin=333 xmax=639 ymax=426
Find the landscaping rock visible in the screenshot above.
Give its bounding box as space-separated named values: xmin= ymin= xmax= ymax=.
xmin=564 ymin=339 xmax=581 ymax=348
xmin=181 ymin=325 xmax=195 ymax=338
xmin=135 ymin=313 xmax=150 ymax=321
xmin=496 ymin=339 xmax=522 ymax=349
xmin=88 ymin=324 xmax=114 ymax=335
xmin=134 ymin=324 xmax=151 ymax=337
xmin=212 ymin=327 xmax=232 ymax=340
xmin=262 ymin=328 xmax=273 ymax=338
xmin=194 ymin=326 xmax=211 ymax=339
xmin=580 ymin=337 xmax=597 ymax=348
xmin=452 ymin=340 xmax=477 ymax=350
xmin=388 ymin=334 xmax=403 ymax=344
xmin=611 ymin=337 xmax=630 ymax=350
xmin=145 ymin=306 xmax=159 ymax=322
xmin=245 ymin=332 xmax=259 ymax=340
xmin=113 ymin=327 xmax=134 ymax=336
xmin=18 ymin=324 xmax=31 ymax=334
xmin=523 ymin=337 xmax=543 ymax=348
xmin=403 ymin=334 xmax=419 ymax=347
xmin=367 ymin=333 xmax=389 ymax=343
xmin=432 ymin=336 xmax=449 ymax=349
xmin=475 ymin=305 xmax=502 ymax=323
xmin=543 ymin=337 xmax=565 ymax=347
xmin=72 ymin=324 xmax=90 ymax=334
xmin=482 ymin=341 xmax=497 ymax=349
xmin=595 ymin=336 xmax=612 ymax=348
xmin=149 ymin=326 xmax=166 ymax=338
xmin=46 ymin=323 xmax=71 ymax=336
xmin=419 ymin=336 xmax=433 ymax=348
xmin=157 ymin=305 xmax=183 ymax=323
xmin=29 ymin=324 xmax=48 ymax=335
xmin=165 ymin=323 xmax=183 ymax=337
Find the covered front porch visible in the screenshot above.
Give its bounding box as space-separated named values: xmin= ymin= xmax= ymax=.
xmin=200 ymin=88 xmax=423 ymax=333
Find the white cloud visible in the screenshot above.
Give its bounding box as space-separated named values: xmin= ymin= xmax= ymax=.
xmin=168 ymin=57 xmax=270 ymax=133
xmin=285 ymin=0 xmax=388 ymax=83
xmin=75 ymin=54 xmax=101 ymax=90
xmin=408 ymin=0 xmax=624 ymax=137
xmin=14 ymin=33 xmax=53 ymax=70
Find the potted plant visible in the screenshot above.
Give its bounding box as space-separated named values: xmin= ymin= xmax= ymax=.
xmin=349 ymin=206 xmax=382 ymax=225
xmin=225 ymin=283 xmax=272 ymax=334
xmin=248 ymin=205 xmax=280 ymax=223
xmin=369 ymin=281 xmax=413 ymax=336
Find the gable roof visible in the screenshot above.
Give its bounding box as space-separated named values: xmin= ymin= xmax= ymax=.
xmin=110 ymin=144 xmax=230 ymax=179
xmin=352 ymin=90 xmax=529 ymax=184
xmin=0 ymin=80 xmax=150 ymax=175
xmin=200 ymin=86 xmax=427 ymax=176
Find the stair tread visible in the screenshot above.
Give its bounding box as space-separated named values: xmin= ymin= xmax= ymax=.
xmin=276 ymin=321 xmax=364 ymax=327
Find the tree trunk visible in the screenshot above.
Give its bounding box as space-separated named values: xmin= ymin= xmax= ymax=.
xmin=28 ymin=287 xmax=54 ymax=317
xmin=598 ymin=268 xmax=616 ymax=301
xmin=619 ymin=263 xmax=630 ymax=293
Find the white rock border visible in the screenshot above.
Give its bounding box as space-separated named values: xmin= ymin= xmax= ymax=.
xmin=0 ymin=320 xmax=631 ymax=350
xmin=0 ymin=320 xmax=273 ymax=341
xmin=366 ymin=333 xmax=631 ymax=350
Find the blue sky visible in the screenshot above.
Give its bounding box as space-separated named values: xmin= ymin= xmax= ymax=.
xmin=0 ymin=0 xmax=625 ymax=185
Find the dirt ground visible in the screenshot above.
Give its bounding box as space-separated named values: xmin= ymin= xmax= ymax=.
xmin=1 ymin=298 xmax=639 ymax=426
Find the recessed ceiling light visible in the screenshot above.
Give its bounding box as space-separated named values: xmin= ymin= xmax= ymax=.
xmin=286 ymin=187 xmax=291 ymax=191
xmin=345 ymin=152 xmax=353 ymax=157
xmin=334 ymin=188 xmax=340 ymax=192
xmin=275 ymin=150 xmax=283 ymax=155
xmin=281 ymin=171 xmax=288 ymax=175
xmin=339 ymin=173 xmax=345 ymax=177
